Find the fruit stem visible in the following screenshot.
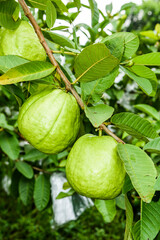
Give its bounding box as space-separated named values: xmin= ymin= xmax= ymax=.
xmin=51 ymin=50 xmax=77 ymax=56
xmin=18 ymin=0 xmax=125 ymax=144
xmin=99 ymin=129 xmax=102 ymax=137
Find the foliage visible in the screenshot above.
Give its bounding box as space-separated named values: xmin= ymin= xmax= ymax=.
xmin=0 ymin=0 xmax=160 ymax=239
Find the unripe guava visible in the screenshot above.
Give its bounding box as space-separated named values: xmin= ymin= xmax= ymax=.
xmin=1 ymin=21 xmax=46 ymax=61
xmin=66 ymin=134 xmax=125 ymax=199
xmin=18 ymin=89 xmax=80 ymax=154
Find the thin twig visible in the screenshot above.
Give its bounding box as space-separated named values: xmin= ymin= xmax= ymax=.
xmin=51 ymin=50 xmax=77 ymax=56
xmin=18 ymin=0 xmax=124 ymax=144
xmin=32 ymin=166 xmax=51 ymax=175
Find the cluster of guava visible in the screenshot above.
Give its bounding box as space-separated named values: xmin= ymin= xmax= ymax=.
xmin=3 ymin=20 xmax=125 ymax=199
xmin=18 ymin=88 xmax=125 ymax=200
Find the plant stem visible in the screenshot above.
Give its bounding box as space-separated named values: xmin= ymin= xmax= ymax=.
xmin=51 ymin=50 xmax=77 ymax=56
xmin=18 ymin=0 xmax=125 ymax=144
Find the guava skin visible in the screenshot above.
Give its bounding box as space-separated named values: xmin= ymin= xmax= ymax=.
xmin=66 ymin=134 xmax=126 ymax=200
xmin=18 ymin=89 xmax=80 ymax=154
xmin=1 ymin=21 xmax=46 ymax=61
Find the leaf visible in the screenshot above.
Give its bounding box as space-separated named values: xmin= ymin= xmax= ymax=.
xmin=0 ymin=0 xmax=21 ymax=29
xmin=117 ymin=144 xmax=157 ymax=203
xmin=120 ymin=2 xmax=136 ymax=11
xmin=88 ymin=0 xmax=99 ymax=27
xmin=23 ymin=148 xmax=47 ymax=162
xmin=116 ymin=194 xmax=125 ymax=210
xmin=133 ymin=200 xmax=160 ymax=240
xmin=3 ymin=85 xmax=25 ymax=104
xmin=95 ymin=199 xmax=116 ymax=223
xmin=0 ymin=55 xmax=29 ymax=73
xmin=74 ymin=0 xmax=81 ymax=10
xmin=12 ymin=3 xmax=20 ymax=22
xmin=34 ymin=174 xmax=50 ymax=211
xmin=140 ymin=30 xmax=158 ymax=40
xmin=43 ymin=30 xmax=75 ymax=48
xmin=74 ymin=43 xmax=119 ymax=82
xmin=103 ymin=36 xmax=124 ymax=61
xmin=0 ymin=113 xmax=14 ymax=131
xmin=0 ymin=61 xmax=55 ymax=85
xmin=120 ymin=66 xmax=157 ymax=96
xmin=102 ymin=32 xmax=139 ymax=59
xmin=51 ymin=0 xmax=68 ymax=12
xmin=105 ymin=3 xmax=112 ymax=13
xmin=122 ymin=175 xmax=134 ymax=194
xmin=133 ymin=52 xmax=160 ymax=66
xmin=0 ymin=132 xmax=20 ymax=160
xmin=134 ymin=104 xmax=160 ymax=121
xmin=84 ymin=104 xmax=114 ymax=127
xmin=19 ymin=176 xmax=34 ymax=206
xmin=154 ymin=175 xmax=160 ymax=190
xmin=10 ymin=170 xmax=21 ymax=197
xmin=124 ymin=195 xmax=133 ymax=240
xmin=111 ymin=112 xmax=159 ymax=141
xmin=56 ymin=189 xmax=75 ymax=199
xmin=26 ymin=0 xmax=47 ymax=10
xmin=81 ymin=67 xmax=119 ymax=104
xmin=16 ymin=161 xmax=34 ymax=179
xmin=143 ymin=137 xmax=160 ymax=154
xmin=46 ymin=0 xmax=57 ymax=28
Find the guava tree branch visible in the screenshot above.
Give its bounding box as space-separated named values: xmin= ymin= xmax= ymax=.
xmin=18 ymin=0 xmax=125 ymax=144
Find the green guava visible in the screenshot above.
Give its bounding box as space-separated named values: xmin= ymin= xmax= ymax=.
xmin=1 ymin=21 xmax=46 ymax=61
xmin=18 ymin=89 xmax=80 ymax=154
xmin=66 ymin=134 xmax=126 ymax=199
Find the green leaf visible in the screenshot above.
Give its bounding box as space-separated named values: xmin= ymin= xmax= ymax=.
xmin=0 ymin=0 xmax=21 ymax=29
xmin=84 ymin=104 xmax=114 ymax=127
xmin=51 ymin=0 xmax=68 ymax=12
xmin=74 ymin=0 xmax=81 ymax=10
xmin=10 ymin=170 xmax=21 ymax=197
xmin=74 ymin=43 xmax=119 ymax=82
xmin=133 ymin=52 xmax=160 ymax=66
xmin=88 ymin=0 xmax=99 ymax=27
xmin=0 ymin=55 xmax=29 ymax=73
xmin=124 ymin=195 xmax=133 ymax=240
xmin=120 ymin=66 xmax=157 ymax=96
xmin=105 ymin=3 xmax=112 ymax=13
xmin=103 ymin=36 xmax=124 ymax=61
xmin=134 ymin=104 xmax=160 ymax=121
xmin=43 ymin=30 xmax=75 ymax=48
xmin=0 ymin=113 xmax=14 ymax=131
xmin=116 ymin=194 xmax=125 ymax=210
xmin=95 ymin=199 xmax=116 ymax=223
xmin=143 ymin=137 xmax=160 ymax=154
xmin=120 ymin=2 xmax=136 ymax=11
xmin=111 ymin=112 xmax=159 ymax=141
xmin=12 ymin=3 xmax=20 ymax=22
xmin=0 ymin=132 xmax=20 ymax=160
xmin=154 ymin=175 xmax=160 ymax=190
xmin=133 ymin=200 xmax=160 ymax=240
xmin=23 ymin=149 xmax=47 ymax=162
xmin=46 ymin=0 xmax=57 ymax=28
xmin=140 ymin=30 xmax=158 ymax=40
xmin=102 ymin=32 xmax=139 ymax=59
xmin=26 ymin=0 xmax=47 ymax=10
xmin=34 ymin=174 xmax=50 ymax=211
xmin=117 ymin=144 xmax=157 ymax=203
xmin=122 ymin=175 xmax=134 ymax=194
xmin=16 ymin=161 xmax=34 ymax=179
xmin=56 ymin=189 xmax=75 ymax=199
xmin=19 ymin=176 xmax=34 ymax=206
xmin=81 ymin=67 xmax=119 ymax=104
xmin=0 ymin=61 xmax=55 ymax=85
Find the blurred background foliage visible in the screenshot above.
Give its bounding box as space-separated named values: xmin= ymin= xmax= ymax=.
xmin=1 ymin=0 xmax=160 ymax=239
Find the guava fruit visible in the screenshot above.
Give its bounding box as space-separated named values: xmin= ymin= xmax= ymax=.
xmin=18 ymin=89 xmax=80 ymax=154
xmin=1 ymin=21 xmax=46 ymax=61
xmin=66 ymin=134 xmax=125 ymax=199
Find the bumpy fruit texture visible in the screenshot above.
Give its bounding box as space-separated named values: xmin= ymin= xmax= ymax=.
xmin=0 ymin=21 xmax=46 ymax=61
xmin=18 ymin=89 xmax=80 ymax=154
xmin=66 ymin=134 xmax=125 ymax=200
